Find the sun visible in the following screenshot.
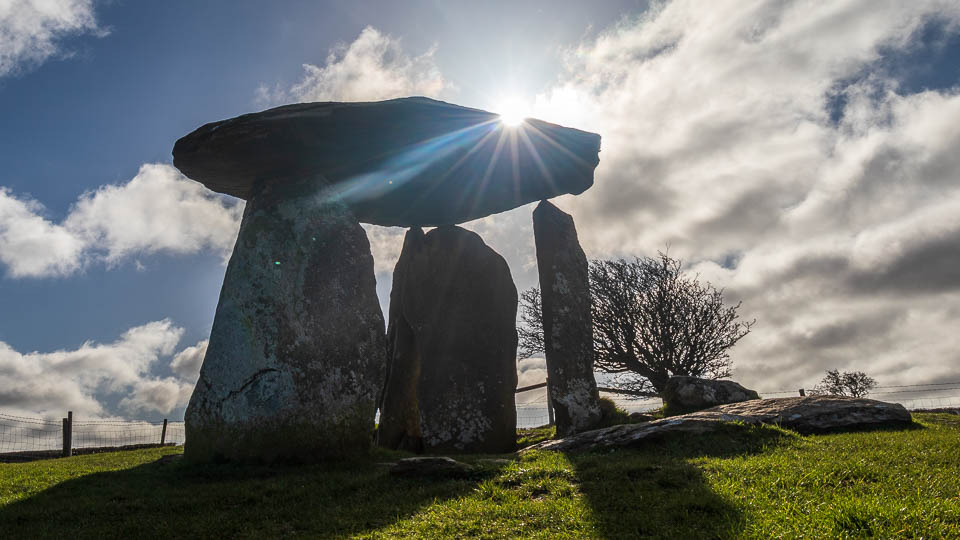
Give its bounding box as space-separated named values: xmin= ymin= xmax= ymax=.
xmin=496 ymin=98 xmax=530 ymax=127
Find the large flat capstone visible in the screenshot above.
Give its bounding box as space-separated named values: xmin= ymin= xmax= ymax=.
xmin=378 ymin=226 xmax=518 ymax=453
xmin=172 ymin=97 xmax=601 ymax=226
xmin=184 ymin=180 xmax=386 ymax=463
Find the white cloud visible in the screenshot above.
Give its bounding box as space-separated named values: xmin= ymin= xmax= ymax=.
xmin=170 ymin=339 xmax=206 ymax=381
xmin=259 ymin=25 xmax=454 ymax=107
xmin=0 ymin=163 xmax=243 ymax=278
xmin=0 ymin=319 xmax=201 ymax=418
xmin=119 ymin=377 xmax=193 ymax=415
xmin=65 ymin=163 xmax=244 ymax=264
xmin=523 ymin=0 xmax=960 ymax=393
xmin=362 ymin=224 xmax=405 ymax=275
xmin=516 ymin=357 xmax=547 ymax=405
xmin=0 ymin=0 xmax=104 ymax=77
xmin=0 ymin=188 xmax=85 ymax=277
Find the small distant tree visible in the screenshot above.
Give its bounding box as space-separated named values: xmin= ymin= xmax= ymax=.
xmin=811 ymin=369 xmax=877 ymax=398
xmin=517 ymin=252 xmax=755 ymax=396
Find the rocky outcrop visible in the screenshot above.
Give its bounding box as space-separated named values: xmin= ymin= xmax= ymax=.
xmin=378 ymin=226 xmax=518 ymax=453
xmin=662 ymin=376 xmax=760 ymax=414
xmin=184 ymin=180 xmax=386 ymax=463
xmin=532 ymin=200 xmax=601 ymax=436
xmin=173 ymin=97 xmax=601 ymax=226
xmin=523 ymin=396 xmax=913 ymax=453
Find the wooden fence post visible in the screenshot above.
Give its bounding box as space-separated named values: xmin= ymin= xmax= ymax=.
xmin=160 ymin=419 xmax=168 ymax=445
xmin=799 ymin=388 xmax=805 ymax=397
xmin=62 ymin=411 xmax=73 ymax=457
xmin=546 ymin=377 xmax=555 ymax=426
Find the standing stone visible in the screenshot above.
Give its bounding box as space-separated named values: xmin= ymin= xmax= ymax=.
xmin=377 ymin=228 xmax=424 ymax=453
xmin=185 ymin=179 xmax=386 ymax=463
xmin=533 ymin=200 xmax=601 ymax=436
xmin=378 ymin=226 xmax=518 ymax=453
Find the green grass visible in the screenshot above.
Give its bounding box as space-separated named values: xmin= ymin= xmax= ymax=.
xmin=1 ymin=414 xmax=958 ymax=538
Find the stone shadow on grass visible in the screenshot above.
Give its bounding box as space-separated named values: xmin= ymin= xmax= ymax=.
xmin=0 ymin=451 xmax=507 ymax=538
xmin=564 ymin=422 xmax=797 ymax=539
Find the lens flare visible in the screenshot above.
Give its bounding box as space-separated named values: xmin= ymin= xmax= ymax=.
xmin=496 ymin=98 xmax=528 ymax=126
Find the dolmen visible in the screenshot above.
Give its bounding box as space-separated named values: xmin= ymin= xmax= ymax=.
xmin=172 ymin=96 xmax=601 ymax=462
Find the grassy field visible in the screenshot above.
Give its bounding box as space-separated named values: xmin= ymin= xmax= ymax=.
xmin=1 ymin=413 xmax=958 ymax=538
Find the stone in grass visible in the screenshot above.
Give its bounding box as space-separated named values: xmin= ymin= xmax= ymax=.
xmin=628 ymin=412 xmax=656 ymax=423
xmin=662 ymin=376 xmax=760 ymax=414
xmin=390 ymin=457 xmax=475 ymax=478
xmin=523 ymin=396 xmax=913 ymax=453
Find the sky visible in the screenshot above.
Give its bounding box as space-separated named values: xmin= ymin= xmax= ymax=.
xmin=1 ymin=0 xmax=959 ymax=421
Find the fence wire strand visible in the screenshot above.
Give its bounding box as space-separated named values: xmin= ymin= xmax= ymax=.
xmin=1 ymin=413 xmax=185 ymax=460
xmin=4 ymin=383 xmax=959 ymax=455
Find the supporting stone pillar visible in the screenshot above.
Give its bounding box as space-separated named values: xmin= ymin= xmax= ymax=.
xmin=185 ymin=179 xmax=387 ymax=463
xmin=533 ymin=200 xmax=601 ymax=436
xmin=378 ymin=225 xmax=518 ymax=453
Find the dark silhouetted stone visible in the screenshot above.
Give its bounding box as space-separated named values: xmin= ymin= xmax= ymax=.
xmin=532 ymin=200 xmax=601 ymax=436
xmin=184 ymin=180 xmax=386 ymax=463
xmin=173 ymin=97 xmax=601 ymax=226
xmin=662 ymin=376 xmax=761 ymax=414
xmin=378 ymin=226 xmax=518 ymax=453
xmin=376 ymin=228 xmax=425 ymax=453
xmin=523 ymin=396 xmax=913 ymax=453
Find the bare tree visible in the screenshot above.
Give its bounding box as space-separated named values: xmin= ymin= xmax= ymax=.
xmin=517 ymin=287 xmax=544 ymax=360
xmin=811 ymin=369 xmax=877 ymax=398
xmin=517 ymin=252 xmax=754 ymax=395
xmin=589 ymin=253 xmax=753 ymax=395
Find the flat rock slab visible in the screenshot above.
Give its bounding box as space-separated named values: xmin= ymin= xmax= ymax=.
xmin=522 ymin=396 xmax=913 ymax=453
xmin=390 ymin=456 xmax=475 ymax=478
xmin=173 ymin=97 xmax=601 ymax=226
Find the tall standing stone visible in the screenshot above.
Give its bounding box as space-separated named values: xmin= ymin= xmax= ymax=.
xmin=378 ymin=226 xmax=518 ymax=453
xmin=185 ymin=179 xmax=386 ymax=463
xmin=533 ymin=200 xmax=601 ymax=436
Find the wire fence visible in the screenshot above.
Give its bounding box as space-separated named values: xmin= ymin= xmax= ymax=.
xmin=4 ymin=380 xmax=957 ymax=458
xmin=516 ymin=380 xmax=960 ymax=429
xmin=759 ymin=380 xmax=960 ymax=412
xmin=0 ymin=412 xmax=184 ymax=462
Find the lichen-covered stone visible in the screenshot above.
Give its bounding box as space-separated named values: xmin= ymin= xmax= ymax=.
xmin=532 ymin=200 xmax=601 ymax=436
xmin=662 ymin=376 xmax=760 ymax=414
xmin=523 ymin=396 xmax=913 ymax=453
xmin=378 ymin=226 xmax=518 ymax=453
xmin=185 ymin=179 xmax=386 ymax=463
